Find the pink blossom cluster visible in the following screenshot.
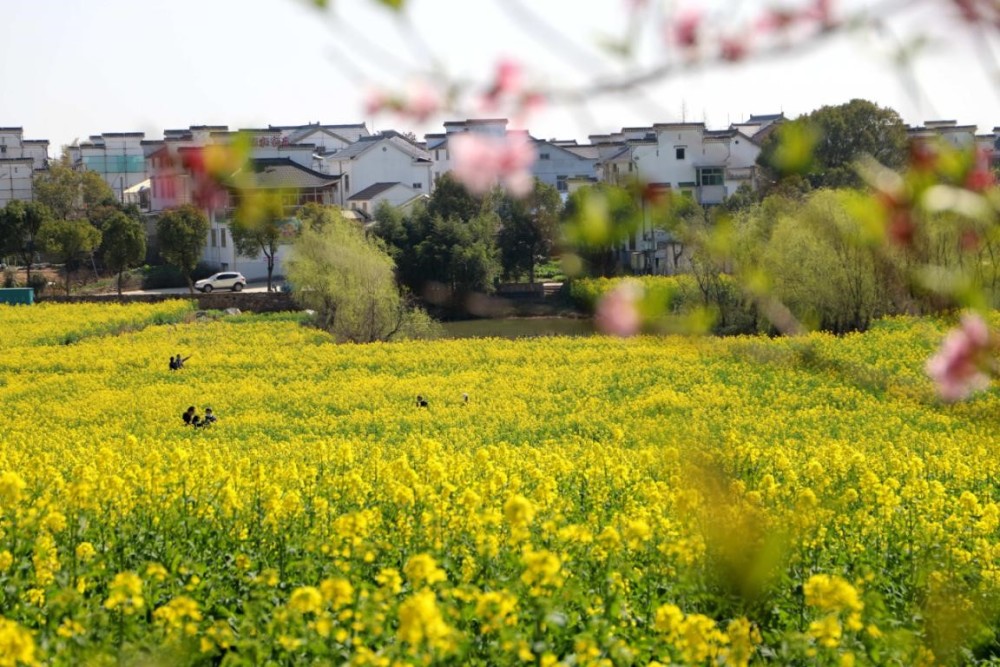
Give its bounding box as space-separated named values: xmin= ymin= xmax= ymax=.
xmin=594 ymin=280 xmax=644 ymax=337
xmin=926 ymin=312 xmax=994 ymax=402
xmin=449 ymin=131 xmax=537 ymax=198
xmin=364 ymin=79 xmax=443 ymax=123
xmin=665 ymin=0 xmax=836 ymax=63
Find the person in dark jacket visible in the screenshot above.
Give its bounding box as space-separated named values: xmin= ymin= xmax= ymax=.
xmin=182 ymin=406 xmax=196 ymax=425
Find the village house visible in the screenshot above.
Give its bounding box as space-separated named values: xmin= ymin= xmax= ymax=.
xmin=316 ymin=130 xmax=433 ymax=208
xmin=66 ymin=132 xmax=147 ymax=202
xmin=0 ymin=127 xmax=49 ymax=207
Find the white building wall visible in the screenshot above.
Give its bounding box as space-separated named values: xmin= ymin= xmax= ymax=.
xmin=0 ymin=159 xmax=35 ymax=207
xmin=75 ymin=133 xmax=148 ymax=200
xmin=331 ymin=142 xmax=432 ymax=205
xmin=532 ymin=142 xmax=598 ymax=193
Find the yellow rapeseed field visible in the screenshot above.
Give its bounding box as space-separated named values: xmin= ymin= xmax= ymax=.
xmin=1 ymin=302 xmax=998 ymax=665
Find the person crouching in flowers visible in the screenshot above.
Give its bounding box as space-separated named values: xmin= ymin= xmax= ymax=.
xmin=182 ymin=406 xmax=196 ymax=426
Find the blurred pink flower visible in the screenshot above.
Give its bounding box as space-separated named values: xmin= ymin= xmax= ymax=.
xmin=671 ymin=9 xmax=702 ymax=48
xmin=926 ymin=312 xmax=993 ymax=401
xmin=450 ymin=132 xmax=536 ymax=197
xmin=595 ymin=281 xmax=643 ymax=337
xmin=487 ymin=59 xmax=523 ymax=99
xmin=363 ymin=80 xmax=442 ymax=123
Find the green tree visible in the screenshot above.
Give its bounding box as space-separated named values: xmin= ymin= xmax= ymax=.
xmin=156 ymin=205 xmax=210 ymax=294
xmin=426 ymin=172 xmax=483 ymax=222
xmin=286 ymin=207 xmax=437 ymax=342
xmin=230 ymin=191 xmax=288 ymax=292
xmin=33 ymin=161 xmax=116 ymax=221
xmin=758 ymin=99 xmax=909 ymax=191
xmin=493 ymin=180 xmax=562 ymax=282
xmin=561 ymin=184 xmax=642 ymax=277
xmin=100 ymin=210 xmax=147 ymax=297
xmin=36 ymin=219 xmax=102 ymax=295
xmin=0 ymin=200 xmax=51 ymax=283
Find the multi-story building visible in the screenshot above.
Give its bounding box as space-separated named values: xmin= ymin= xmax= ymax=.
xmin=590 ymin=117 xmax=775 ymax=274
xmin=317 ymin=130 xmax=432 ymax=208
xmin=144 ymin=125 xmax=344 ymax=279
xmin=0 ymin=127 xmax=49 ymax=207
xmin=66 ymin=132 xmax=147 ymax=201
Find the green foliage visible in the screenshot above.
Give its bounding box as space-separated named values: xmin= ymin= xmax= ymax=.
xmin=371 ymin=187 xmax=501 ymax=301
xmin=33 ymin=161 xmax=116 ymax=221
xmin=230 ymin=191 xmax=290 ymax=291
xmin=561 ymin=184 xmax=643 ymax=277
xmin=426 ymin=172 xmax=484 ymax=222
xmin=140 ymin=263 xmax=217 ymax=290
xmin=492 ymin=180 xmax=562 ymax=282
xmin=287 ymin=207 xmax=439 ymax=342
xmin=36 ymin=219 xmax=102 ymax=295
xmin=156 ymin=205 xmax=211 ymax=293
xmin=0 ymin=200 xmax=52 ymax=282
xmin=759 ymin=99 xmax=908 ymax=192
xmin=100 ymin=210 xmax=147 ymax=296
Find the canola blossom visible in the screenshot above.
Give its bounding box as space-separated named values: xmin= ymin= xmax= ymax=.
xmin=0 ymin=301 xmax=999 ymax=664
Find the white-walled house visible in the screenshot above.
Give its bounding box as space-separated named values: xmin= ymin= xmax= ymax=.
xmin=318 ymin=131 xmax=432 ymax=206
xmin=0 ymin=127 xmax=49 ymax=207
xmin=145 ymin=125 xmax=343 ymax=280
xmin=66 ymin=132 xmax=147 ymax=201
xmin=269 ymin=122 xmax=371 ymax=156
xmin=591 ymin=120 xmax=767 ymax=274
xmin=347 ymin=182 xmax=428 ymax=219
xmin=531 ymin=138 xmax=599 ymax=194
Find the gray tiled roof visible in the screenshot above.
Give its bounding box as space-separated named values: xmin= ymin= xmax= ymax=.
xmin=236 ymin=158 xmax=341 ymax=189
xmin=348 ymin=182 xmax=403 ymax=201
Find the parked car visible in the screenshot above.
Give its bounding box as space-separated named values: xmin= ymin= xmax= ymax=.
xmin=194 ymin=272 xmax=247 ymax=293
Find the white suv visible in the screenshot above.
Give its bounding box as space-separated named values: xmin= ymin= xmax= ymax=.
xmin=195 ymin=272 xmax=247 ymax=293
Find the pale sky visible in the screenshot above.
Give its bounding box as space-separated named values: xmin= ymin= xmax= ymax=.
xmin=2 ymin=0 xmax=998 ymax=153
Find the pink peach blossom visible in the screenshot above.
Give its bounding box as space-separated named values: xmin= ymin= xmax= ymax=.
xmin=672 ymin=9 xmax=702 ymax=48
xmin=595 ymin=281 xmax=644 ymax=337
xmin=926 ymin=312 xmax=993 ymax=401
xmin=450 ymin=132 xmax=537 ymax=198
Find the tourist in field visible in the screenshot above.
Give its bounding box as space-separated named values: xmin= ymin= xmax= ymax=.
xmin=169 ymin=355 xmax=179 ymax=371
xmin=176 ymin=352 xmax=191 ymax=369
xmin=416 ymin=395 xmax=428 ymax=408
xmin=182 ymin=406 xmax=196 ymax=426
xmin=192 ymin=415 xmax=203 ymax=428
xmin=203 ymin=408 xmax=217 ymax=425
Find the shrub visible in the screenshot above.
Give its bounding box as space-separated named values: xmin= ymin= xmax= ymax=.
xmin=27 ymin=273 xmax=48 ymax=295
xmin=141 ymin=262 xmax=217 ymax=289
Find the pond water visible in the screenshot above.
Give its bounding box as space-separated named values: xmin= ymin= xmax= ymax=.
xmin=439 ymin=317 xmax=594 ymax=339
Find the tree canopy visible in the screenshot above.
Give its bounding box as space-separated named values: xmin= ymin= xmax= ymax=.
xmin=100 ymin=210 xmax=147 ymax=296
xmin=156 ymin=205 xmax=210 ymax=293
xmin=758 ymin=99 xmax=909 ymax=192
xmin=33 ymin=161 xmax=116 ymax=221
xmin=492 ymin=179 xmax=562 ymax=283
xmin=0 ymin=200 xmax=52 ymax=282
xmin=36 ymin=219 xmax=102 ymax=295
xmin=286 ymin=206 xmax=436 ymax=342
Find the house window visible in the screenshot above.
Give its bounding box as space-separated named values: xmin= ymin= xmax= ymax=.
xmin=556 ymin=175 xmax=567 ymax=192
xmin=675 ymin=147 xmax=686 ymax=160
xmin=344 ymin=175 xmax=349 ymax=193
xmin=539 ymin=153 xmax=550 ymax=160
xmin=698 ymin=167 xmax=724 ymax=186
xmin=221 ymin=262 xmax=229 ymax=270
xmin=413 ymin=182 xmax=421 ymax=189
xmin=220 ymin=229 xmax=227 ymax=248
xmin=211 ymin=229 xmax=217 ymax=247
